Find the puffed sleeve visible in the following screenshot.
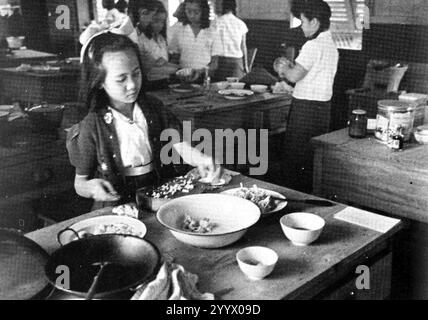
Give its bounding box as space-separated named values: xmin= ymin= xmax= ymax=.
xmin=66 ymin=117 xmax=97 ymax=177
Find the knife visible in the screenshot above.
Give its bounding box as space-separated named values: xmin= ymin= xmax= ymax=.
xmin=270 ymin=196 xmax=335 ymax=207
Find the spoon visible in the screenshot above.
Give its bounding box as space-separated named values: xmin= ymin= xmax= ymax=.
xmin=85 ymin=262 xmax=111 ymax=300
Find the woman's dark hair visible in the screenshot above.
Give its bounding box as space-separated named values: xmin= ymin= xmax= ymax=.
xmin=128 ymin=0 xmax=159 ymax=26
xmin=102 ymin=0 xmax=115 ymax=11
xmin=290 ymin=0 xmax=303 ymax=18
xmin=142 ymin=1 xmax=167 ymax=40
xmin=221 ymin=0 xmax=237 ymax=15
xmin=300 ymin=0 xmax=331 ymax=32
xmin=79 ymin=33 xmax=149 ymax=112
xmin=182 ymin=0 xmax=211 ymax=29
xmin=115 ymin=0 xmax=128 ymax=13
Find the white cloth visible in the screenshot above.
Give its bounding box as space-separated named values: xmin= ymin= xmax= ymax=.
xmin=103 ymin=8 xmax=126 ymax=25
xmin=131 ymin=262 xmax=215 ymax=300
xmin=168 ymin=24 xmax=222 ymax=69
xmin=167 ymin=22 xmax=183 ymax=46
xmin=293 ymin=31 xmax=339 ymax=102
xmin=109 ymin=104 xmax=153 ymax=168
xmin=138 ymin=33 xmax=169 ymax=62
xmin=215 ymin=13 xmax=248 ymax=58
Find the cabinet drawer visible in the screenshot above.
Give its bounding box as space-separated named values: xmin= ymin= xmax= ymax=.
xmin=321 ymin=251 xmax=392 ymax=300
xmin=0 ymin=154 xmax=74 ymax=198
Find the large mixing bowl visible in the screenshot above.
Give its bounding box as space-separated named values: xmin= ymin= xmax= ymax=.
xmin=157 ymin=194 xmax=261 ymax=249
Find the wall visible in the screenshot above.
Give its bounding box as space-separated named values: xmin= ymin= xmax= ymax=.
xmin=238 ymin=0 xmax=290 ymax=20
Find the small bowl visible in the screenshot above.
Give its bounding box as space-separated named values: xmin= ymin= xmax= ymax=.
xmin=280 ymin=213 xmax=325 ymax=246
xmin=176 ymin=68 xmax=193 ymax=77
xmin=216 ymin=81 xmax=230 ymax=90
xmin=414 ymin=125 xmax=428 ymax=144
xmin=229 ymin=82 xmax=246 ymax=90
xmin=250 ymin=85 xmax=268 ymax=93
xmin=226 ymin=77 xmax=239 ymax=83
xmin=236 ymin=247 xmax=278 ymax=280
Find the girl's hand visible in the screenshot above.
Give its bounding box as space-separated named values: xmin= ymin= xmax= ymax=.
xmin=87 ymin=179 xmax=121 ymax=202
xmin=197 ymin=157 xmax=223 ymax=184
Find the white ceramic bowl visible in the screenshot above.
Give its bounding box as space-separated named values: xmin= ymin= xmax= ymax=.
xmin=280 ymin=213 xmax=325 ymax=246
xmin=236 ymin=246 xmax=278 ymax=280
xmin=229 ymin=82 xmax=246 ymax=90
xmin=157 ymin=194 xmax=261 ymax=249
xmin=250 ymin=85 xmax=268 ymax=93
xmin=216 ymin=81 xmax=230 ymax=90
xmin=57 ymin=215 xmax=147 ymax=245
xmin=6 ymin=36 xmax=25 ymax=49
xmin=414 ymin=126 xmax=428 ymax=144
xmin=226 ymin=77 xmax=239 ymax=83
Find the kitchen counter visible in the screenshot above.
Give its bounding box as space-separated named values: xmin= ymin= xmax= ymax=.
xmin=26 ymin=173 xmax=402 ymax=300
xmin=311 ymin=128 xmax=428 ymax=223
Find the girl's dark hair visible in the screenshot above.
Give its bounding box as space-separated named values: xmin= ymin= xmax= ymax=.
xmin=128 ymin=0 xmax=159 ymax=26
xmin=173 ymin=2 xmax=187 ymax=23
xmin=222 ymin=0 xmax=237 ymax=15
xmin=115 ymin=0 xmax=128 ymax=13
xmin=300 ymin=0 xmax=331 ymax=32
xmin=182 ymin=0 xmax=211 ymax=29
xmin=290 ymin=0 xmax=303 ymax=18
xmin=79 ymin=33 xmax=149 ymax=112
xmin=142 ymin=1 xmax=167 ymax=40
xmin=102 ymin=0 xmax=115 ymax=11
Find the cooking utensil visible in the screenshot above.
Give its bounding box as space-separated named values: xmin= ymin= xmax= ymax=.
xmin=45 ymin=235 xmax=161 ymax=299
xmin=85 ymin=262 xmax=111 ymax=300
xmin=270 ymin=196 xmax=334 ymax=207
xmin=0 ymin=229 xmax=50 ymax=300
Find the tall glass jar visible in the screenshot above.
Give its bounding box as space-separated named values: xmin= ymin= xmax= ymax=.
xmin=349 ymin=109 xmax=368 ymax=138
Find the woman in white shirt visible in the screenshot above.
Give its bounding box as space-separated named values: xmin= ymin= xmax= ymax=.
xmin=169 ymin=0 xmax=222 ymax=81
xmin=137 ymin=1 xmax=178 ymax=88
xmin=214 ymin=0 xmax=248 ymax=81
xmin=275 ymin=0 xmax=339 ymax=193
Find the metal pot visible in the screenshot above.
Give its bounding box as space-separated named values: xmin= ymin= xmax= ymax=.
xmin=25 ymin=103 xmax=65 ymax=131
xmin=45 ymin=234 xmax=161 ymax=300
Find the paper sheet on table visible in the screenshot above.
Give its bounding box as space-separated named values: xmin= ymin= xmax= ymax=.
xmin=334 ymin=206 xmax=400 ymax=233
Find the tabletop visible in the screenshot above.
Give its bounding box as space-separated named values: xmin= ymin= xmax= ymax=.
xmin=26 ymin=173 xmax=402 ymax=300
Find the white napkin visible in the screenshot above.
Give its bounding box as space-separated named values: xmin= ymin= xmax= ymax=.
xmin=131 ymin=262 xmax=214 ymax=300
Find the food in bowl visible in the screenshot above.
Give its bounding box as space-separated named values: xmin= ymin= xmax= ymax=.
xmin=229 ymin=82 xmax=246 ymax=90
xmin=157 ymin=194 xmax=261 ymax=248
xmin=250 ymin=85 xmax=268 ymax=93
xmin=236 ymin=247 xmax=278 ymax=280
xmin=230 ymin=184 xmax=277 ymax=215
xmin=280 ymin=213 xmax=325 ymax=246
xmin=183 ymin=215 xmax=216 ymax=234
xmin=78 ymin=223 xmax=144 ymax=239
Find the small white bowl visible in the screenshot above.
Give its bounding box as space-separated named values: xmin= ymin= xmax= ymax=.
xmin=176 ymin=68 xmax=193 ymax=77
xmin=236 ymin=246 xmax=278 ymax=280
xmin=226 ymin=77 xmax=239 ymax=83
xmin=215 ymin=81 xmax=230 ymax=90
xmin=250 ymin=85 xmax=268 ymax=93
xmin=280 ymin=213 xmax=325 ymax=246
xmin=414 ymin=125 xmax=428 ymax=144
xmin=229 ymin=82 xmax=246 ymax=90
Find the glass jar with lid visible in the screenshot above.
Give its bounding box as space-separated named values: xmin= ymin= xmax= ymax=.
xmin=349 ymin=109 xmax=368 ymax=138
xmin=375 ymin=100 xmax=416 ymax=142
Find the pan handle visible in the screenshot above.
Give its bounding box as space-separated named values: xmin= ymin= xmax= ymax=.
xmin=57 ymin=227 xmax=81 ymax=246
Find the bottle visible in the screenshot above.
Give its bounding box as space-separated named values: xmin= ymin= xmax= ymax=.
xmin=349 ymin=109 xmax=368 ymax=138
xmin=389 ymin=127 xmax=404 ymax=151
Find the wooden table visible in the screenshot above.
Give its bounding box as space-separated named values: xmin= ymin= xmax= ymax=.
xmin=311 ymin=128 xmax=428 ymax=224
xmin=0 ymin=49 xmax=57 ymax=68
xmin=148 ymin=88 xmax=292 ymax=136
xmin=26 ymin=174 xmax=402 ymax=300
xmin=0 ymin=67 xmax=80 ymax=104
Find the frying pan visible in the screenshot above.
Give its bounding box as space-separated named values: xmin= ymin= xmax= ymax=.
xmin=45 ymin=234 xmax=161 ymax=300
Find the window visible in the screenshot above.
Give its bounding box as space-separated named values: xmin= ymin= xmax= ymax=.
xmin=325 ymin=0 xmax=366 ymax=50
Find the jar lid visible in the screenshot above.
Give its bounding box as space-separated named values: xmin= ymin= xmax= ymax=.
xmin=378 ymin=100 xmax=416 ymax=112
xmin=352 ymin=109 xmax=367 ymax=115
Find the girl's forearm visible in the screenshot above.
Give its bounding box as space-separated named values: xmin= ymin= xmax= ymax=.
xmin=173 ymin=142 xmax=212 ymax=167
xmin=74 ymin=175 xmax=93 ymax=199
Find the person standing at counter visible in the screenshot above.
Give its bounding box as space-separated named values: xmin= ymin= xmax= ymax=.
xmin=276 ymin=0 xmax=338 ymax=193
xmin=213 ymin=0 xmax=248 ymax=81
xmin=128 ymin=0 xmax=158 ymax=29
xmin=169 ymin=0 xmax=222 ymax=81
xmin=68 ymin=33 xmax=221 ymax=209
xmin=136 ymin=1 xmax=178 ymax=89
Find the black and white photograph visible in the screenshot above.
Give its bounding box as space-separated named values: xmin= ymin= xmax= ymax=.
xmin=0 ymin=0 xmax=427 ymax=305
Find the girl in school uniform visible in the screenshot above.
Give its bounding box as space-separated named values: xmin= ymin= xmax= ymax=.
xmin=137 ymin=1 xmax=178 ymax=89
xmin=68 ymin=32 xmax=221 ymax=209
xmin=169 ymin=0 xmax=222 ymax=81
xmin=275 ymin=0 xmax=339 ymax=193
xmin=214 ymin=0 xmax=248 ymax=81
